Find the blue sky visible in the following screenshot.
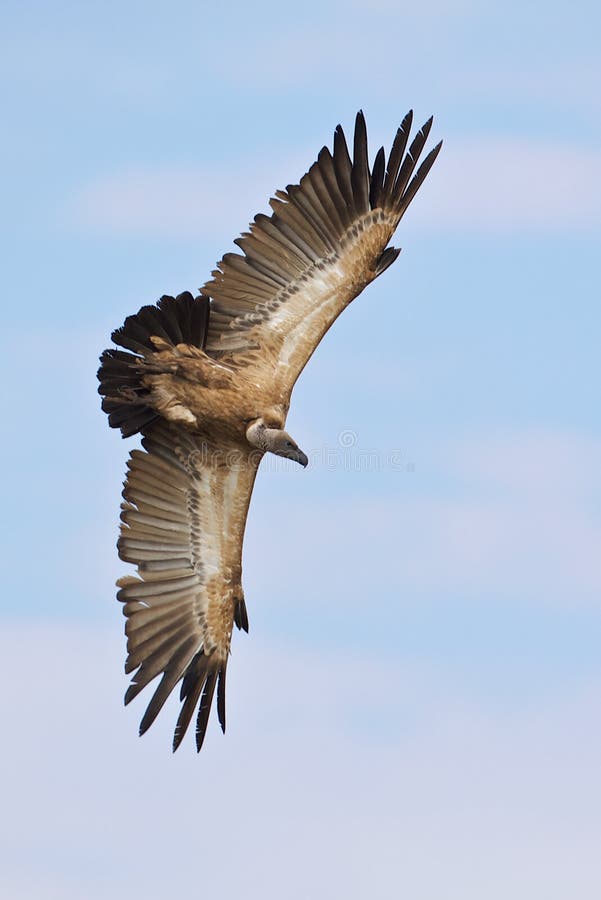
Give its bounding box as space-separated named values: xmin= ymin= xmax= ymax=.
xmin=2 ymin=0 xmax=600 ymax=897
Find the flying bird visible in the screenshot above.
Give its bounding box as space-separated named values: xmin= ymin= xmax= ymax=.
xmin=98 ymin=111 xmax=441 ymax=752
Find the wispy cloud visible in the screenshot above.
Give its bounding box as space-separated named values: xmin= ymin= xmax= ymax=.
xmin=413 ymin=137 xmax=601 ymax=231
xmin=69 ymin=154 xmax=312 ymax=240
xmin=244 ymin=429 xmax=601 ymax=609
xmin=1 ymin=621 xmax=599 ymax=900
xmin=69 ymin=137 xmax=601 ymax=240
xmin=449 ymin=59 xmax=601 ymax=109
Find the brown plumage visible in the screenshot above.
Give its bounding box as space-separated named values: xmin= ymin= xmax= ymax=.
xmin=98 ymin=111 xmax=442 ymax=751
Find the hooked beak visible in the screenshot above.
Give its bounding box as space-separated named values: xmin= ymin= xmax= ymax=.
xmin=293 ymin=449 xmax=309 ymax=468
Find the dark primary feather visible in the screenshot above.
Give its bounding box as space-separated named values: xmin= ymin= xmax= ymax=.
xmin=391 ymin=116 xmax=434 ymax=207
xmin=195 ymin=673 xmax=218 ymax=752
xmin=375 ymin=245 xmax=402 ymax=276
xmin=369 ymin=146 xmax=386 ymax=209
xmin=216 ymin=668 xmax=227 ymax=733
xmin=333 ymin=123 xmax=355 ymax=210
xmin=383 ymin=110 xmax=413 ymax=197
xmin=174 ymin=653 xmax=211 ymax=752
xmin=351 ymin=110 xmax=370 ymax=215
xmin=397 ymin=139 xmax=443 ymax=218
xmin=317 ymin=146 xmax=352 ymax=228
xmin=234 ymin=596 xmax=249 ymax=632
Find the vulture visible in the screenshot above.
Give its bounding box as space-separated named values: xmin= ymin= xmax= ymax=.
xmin=98 ymin=111 xmax=441 ymax=752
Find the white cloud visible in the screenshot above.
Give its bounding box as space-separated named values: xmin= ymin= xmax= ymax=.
xmin=449 ymin=59 xmax=601 ymax=109
xmin=348 ymin=0 xmax=475 ymax=15
xmin=1 ymin=621 xmax=600 ymax=900
xmin=450 ymin=430 xmax=601 ymax=500
xmin=244 ymin=429 xmax=601 ymax=609
xmin=412 ymin=137 xmax=601 ymax=231
xmin=69 ymin=153 xmax=313 ymax=241
xmin=69 ymin=136 xmax=601 ymax=240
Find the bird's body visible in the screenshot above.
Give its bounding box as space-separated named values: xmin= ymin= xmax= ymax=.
xmin=98 ymin=111 xmax=441 ymax=751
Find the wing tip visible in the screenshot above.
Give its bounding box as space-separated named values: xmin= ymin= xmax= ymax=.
xmin=195 ymin=672 xmax=218 ymax=753
xmin=217 ymin=667 xmax=227 ymax=734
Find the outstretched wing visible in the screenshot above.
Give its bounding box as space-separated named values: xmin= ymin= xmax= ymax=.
xmin=201 ymin=110 xmax=441 ymax=399
xmin=116 ymin=421 xmax=260 ymax=751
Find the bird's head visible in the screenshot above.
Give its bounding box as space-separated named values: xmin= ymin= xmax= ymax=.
xmin=246 ymin=418 xmax=308 ymax=467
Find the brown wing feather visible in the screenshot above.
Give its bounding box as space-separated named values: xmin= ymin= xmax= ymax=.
xmin=116 ymin=421 xmax=260 ymax=751
xmin=200 ymin=111 xmax=442 ymax=397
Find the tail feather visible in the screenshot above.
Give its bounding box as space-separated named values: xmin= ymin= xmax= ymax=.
xmin=98 ymin=292 xmax=210 ymax=438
